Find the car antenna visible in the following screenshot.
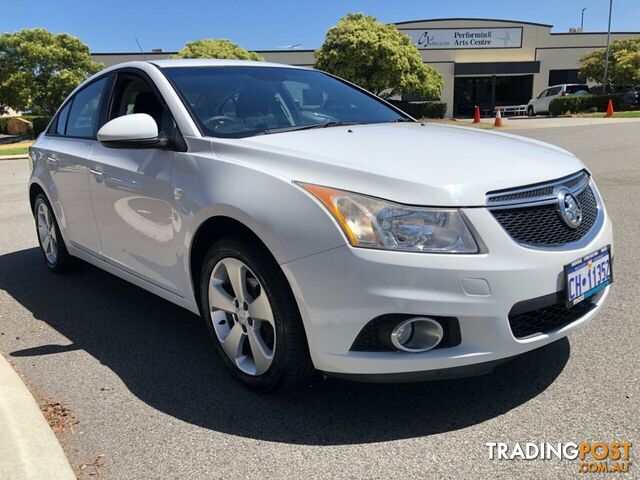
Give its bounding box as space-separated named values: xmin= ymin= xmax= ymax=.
xmin=135 ymin=38 xmax=148 ymax=61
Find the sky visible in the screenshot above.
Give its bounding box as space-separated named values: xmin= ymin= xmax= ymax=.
xmin=1 ymin=0 xmax=638 ymax=53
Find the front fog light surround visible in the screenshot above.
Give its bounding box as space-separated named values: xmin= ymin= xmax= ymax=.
xmin=391 ymin=317 xmax=444 ymax=353
xmin=299 ymin=183 xmax=479 ymax=253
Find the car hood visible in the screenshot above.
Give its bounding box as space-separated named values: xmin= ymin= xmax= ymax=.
xmin=209 ymin=122 xmax=586 ymax=206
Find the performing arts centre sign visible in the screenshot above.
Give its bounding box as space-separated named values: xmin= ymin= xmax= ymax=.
xmin=403 ymin=27 xmax=523 ymax=50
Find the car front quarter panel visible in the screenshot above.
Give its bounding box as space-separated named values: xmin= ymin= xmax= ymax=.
xmin=174 ymin=140 xmax=347 ymax=299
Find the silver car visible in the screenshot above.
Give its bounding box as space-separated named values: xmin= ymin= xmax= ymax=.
xmin=29 ymin=60 xmax=613 ymax=391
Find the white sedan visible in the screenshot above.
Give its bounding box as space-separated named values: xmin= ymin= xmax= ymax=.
xmin=28 ymin=60 xmax=612 ymax=391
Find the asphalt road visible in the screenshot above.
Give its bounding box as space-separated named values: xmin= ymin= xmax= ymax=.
xmin=1 ymin=123 xmax=638 ymax=479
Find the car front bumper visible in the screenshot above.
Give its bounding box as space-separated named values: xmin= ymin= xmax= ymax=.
xmin=281 ymin=204 xmax=613 ymax=377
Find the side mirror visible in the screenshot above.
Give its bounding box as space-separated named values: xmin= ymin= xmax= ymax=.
xmin=97 ymin=114 xmax=167 ymax=149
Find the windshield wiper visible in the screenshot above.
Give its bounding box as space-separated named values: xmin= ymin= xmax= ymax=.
xmin=261 ymin=121 xmax=358 ymax=135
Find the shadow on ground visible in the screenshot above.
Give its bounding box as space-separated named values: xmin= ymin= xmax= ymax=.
xmin=1 ymin=248 xmax=569 ymax=445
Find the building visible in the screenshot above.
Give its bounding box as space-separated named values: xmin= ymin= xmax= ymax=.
xmin=92 ymin=18 xmax=639 ymax=117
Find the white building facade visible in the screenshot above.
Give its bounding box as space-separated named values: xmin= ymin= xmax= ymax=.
xmin=92 ymin=18 xmax=640 ymax=117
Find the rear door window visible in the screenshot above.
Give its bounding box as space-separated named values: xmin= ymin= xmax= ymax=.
xmin=565 ymin=85 xmax=590 ymax=95
xmin=66 ymin=77 xmax=109 ymax=138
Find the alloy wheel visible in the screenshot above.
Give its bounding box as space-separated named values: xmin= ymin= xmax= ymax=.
xmin=208 ymin=257 xmax=276 ymax=376
xmin=37 ymin=202 xmax=58 ymax=264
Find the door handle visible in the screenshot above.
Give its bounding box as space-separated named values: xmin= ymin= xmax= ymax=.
xmin=89 ymin=168 xmax=106 ymax=183
xmin=46 ymin=156 xmax=58 ymax=168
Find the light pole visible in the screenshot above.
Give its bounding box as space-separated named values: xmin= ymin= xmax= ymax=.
xmin=581 ymin=8 xmax=587 ymax=30
xmin=602 ymin=0 xmax=613 ymax=92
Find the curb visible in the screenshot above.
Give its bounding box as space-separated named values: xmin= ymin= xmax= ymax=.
xmin=0 ymin=354 xmax=75 ymax=480
xmin=0 ymin=154 xmax=29 ymax=160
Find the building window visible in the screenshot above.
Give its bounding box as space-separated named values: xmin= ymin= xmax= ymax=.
xmin=549 ymin=69 xmax=580 ymax=86
xmin=453 ymin=75 xmax=533 ymax=117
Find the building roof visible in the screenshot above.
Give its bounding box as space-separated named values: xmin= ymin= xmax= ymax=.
xmin=393 ymin=17 xmax=554 ymax=28
xmin=149 ymin=58 xmax=306 ymax=68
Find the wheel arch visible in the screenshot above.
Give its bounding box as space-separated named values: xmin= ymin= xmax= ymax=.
xmin=29 ymin=181 xmax=47 ymax=214
xmin=189 ymin=215 xmax=288 ymax=313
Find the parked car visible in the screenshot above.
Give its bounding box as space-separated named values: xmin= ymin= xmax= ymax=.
xmin=592 ymin=84 xmax=640 ymax=108
xmin=619 ymin=85 xmax=640 ymax=109
xmin=29 ymin=60 xmax=613 ymax=391
xmin=527 ymin=84 xmax=591 ymax=116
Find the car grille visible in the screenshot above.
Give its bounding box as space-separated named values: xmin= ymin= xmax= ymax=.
xmin=490 ymin=186 xmax=598 ymax=246
xmin=487 ymin=186 xmax=555 ymax=204
xmin=486 ymin=170 xmax=600 ymax=247
xmin=508 ymin=296 xmax=597 ymax=339
xmin=487 ymin=172 xmax=588 ymax=205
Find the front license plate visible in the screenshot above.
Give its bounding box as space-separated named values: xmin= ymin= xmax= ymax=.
xmin=564 ymin=246 xmax=613 ymax=306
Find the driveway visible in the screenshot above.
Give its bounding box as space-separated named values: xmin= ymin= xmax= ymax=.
xmin=0 ymin=123 xmax=637 ymax=479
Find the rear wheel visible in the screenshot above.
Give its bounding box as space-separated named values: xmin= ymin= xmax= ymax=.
xmin=200 ymin=237 xmax=313 ymax=392
xmin=34 ymin=194 xmax=72 ymax=272
xmin=527 ymin=106 xmax=535 ymax=117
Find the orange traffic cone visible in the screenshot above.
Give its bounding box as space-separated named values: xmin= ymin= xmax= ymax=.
xmin=473 ymin=105 xmax=481 ymax=124
xmin=494 ymin=107 xmax=503 ymax=127
xmin=605 ymin=99 xmax=614 ymax=117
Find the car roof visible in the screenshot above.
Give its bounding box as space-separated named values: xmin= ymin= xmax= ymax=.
xmin=547 ymin=84 xmax=589 ymax=88
xmin=149 ymin=58 xmax=309 ymax=70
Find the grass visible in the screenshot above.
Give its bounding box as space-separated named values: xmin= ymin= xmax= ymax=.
xmin=0 ymin=140 xmax=32 ymax=157
xmin=576 ymin=111 xmax=640 ymax=118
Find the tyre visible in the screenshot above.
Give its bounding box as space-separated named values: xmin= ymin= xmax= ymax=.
xmin=527 ymin=106 xmax=535 ymax=117
xmin=34 ymin=194 xmax=73 ymax=272
xmin=200 ymin=236 xmax=313 ymax=392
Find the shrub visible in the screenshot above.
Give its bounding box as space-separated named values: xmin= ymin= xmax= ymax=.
xmin=0 ymin=115 xmax=51 ymax=138
xmin=548 ymin=94 xmax=628 ymax=116
xmin=388 ymin=100 xmax=448 ymax=119
xmin=21 ymin=115 xmax=51 ymax=138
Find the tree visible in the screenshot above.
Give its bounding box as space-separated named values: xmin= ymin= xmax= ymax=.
xmin=174 ymin=39 xmax=264 ymax=61
xmin=578 ymin=37 xmax=640 ymax=87
xmin=0 ymin=29 xmax=103 ymax=115
xmin=315 ymin=14 xmax=443 ymax=99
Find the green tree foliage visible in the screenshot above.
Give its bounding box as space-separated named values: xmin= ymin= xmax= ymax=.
xmin=578 ymin=37 xmax=640 ymax=86
xmin=174 ymin=39 xmax=264 ymax=61
xmin=315 ymin=14 xmax=443 ymax=99
xmin=0 ymin=29 xmax=103 ymax=115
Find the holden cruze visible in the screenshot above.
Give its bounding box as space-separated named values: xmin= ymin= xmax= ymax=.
xmin=28 ymin=59 xmax=613 ymax=391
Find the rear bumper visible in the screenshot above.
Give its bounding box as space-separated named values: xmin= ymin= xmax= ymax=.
xmin=281 ymin=205 xmax=613 ymax=377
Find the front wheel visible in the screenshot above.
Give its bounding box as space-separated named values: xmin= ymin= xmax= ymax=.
xmin=34 ymin=194 xmax=73 ymax=272
xmin=200 ymin=237 xmax=313 ymax=392
xmin=527 ymin=106 xmax=535 ymax=117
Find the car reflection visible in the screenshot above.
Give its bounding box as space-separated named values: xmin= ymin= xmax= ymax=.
xmin=113 ymin=195 xmax=181 ymax=243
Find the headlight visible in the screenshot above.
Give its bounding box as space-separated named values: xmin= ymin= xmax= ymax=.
xmin=299 ymin=183 xmax=479 ymax=253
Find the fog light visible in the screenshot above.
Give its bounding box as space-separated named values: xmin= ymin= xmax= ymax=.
xmin=394 ymin=322 xmax=414 ymax=345
xmin=391 ymin=317 xmax=444 ymax=353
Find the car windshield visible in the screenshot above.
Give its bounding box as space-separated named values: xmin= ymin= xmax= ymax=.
xmin=163 ymin=66 xmax=408 ymax=138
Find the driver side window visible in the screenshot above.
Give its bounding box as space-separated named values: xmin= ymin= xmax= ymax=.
xmin=109 ymin=73 xmax=175 ymax=137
